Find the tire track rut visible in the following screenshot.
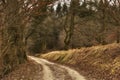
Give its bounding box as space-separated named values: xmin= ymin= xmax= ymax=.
xmin=29 ymin=56 xmax=86 ymax=80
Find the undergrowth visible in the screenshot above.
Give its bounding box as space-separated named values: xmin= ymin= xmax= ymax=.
xmin=41 ymin=43 xmax=120 ymax=80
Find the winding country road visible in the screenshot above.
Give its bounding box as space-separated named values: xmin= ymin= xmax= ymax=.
xmin=28 ymin=56 xmax=86 ymax=80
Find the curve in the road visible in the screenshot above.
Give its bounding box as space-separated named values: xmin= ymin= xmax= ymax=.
xmin=28 ymin=56 xmax=86 ymax=80
xmin=29 ymin=56 xmax=55 ymax=80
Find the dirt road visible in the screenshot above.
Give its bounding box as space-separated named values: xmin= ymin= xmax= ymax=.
xmin=28 ymin=56 xmax=86 ymax=80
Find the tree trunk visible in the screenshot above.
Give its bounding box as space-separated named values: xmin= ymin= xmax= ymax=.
xmin=0 ymin=0 xmax=27 ymax=77
xmin=116 ymin=28 xmax=120 ymax=43
xmin=63 ymin=0 xmax=79 ymax=49
xmin=64 ymin=13 xmax=75 ymax=49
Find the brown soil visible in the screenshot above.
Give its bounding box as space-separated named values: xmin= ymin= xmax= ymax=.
xmin=46 ymin=64 xmax=73 ymax=80
xmin=2 ymin=59 xmax=43 ymax=80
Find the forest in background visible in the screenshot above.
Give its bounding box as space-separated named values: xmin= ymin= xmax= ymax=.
xmin=27 ymin=0 xmax=120 ymax=53
xmin=0 ymin=0 xmax=120 ymax=78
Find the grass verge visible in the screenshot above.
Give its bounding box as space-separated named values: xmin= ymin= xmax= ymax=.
xmin=40 ymin=43 xmax=120 ymax=80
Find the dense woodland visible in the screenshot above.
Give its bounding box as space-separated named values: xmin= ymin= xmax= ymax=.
xmin=0 ymin=0 xmax=120 ymax=78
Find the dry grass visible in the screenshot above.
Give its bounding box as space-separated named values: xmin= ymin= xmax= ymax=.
xmin=41 ymin=43 xmax=120 ymax=80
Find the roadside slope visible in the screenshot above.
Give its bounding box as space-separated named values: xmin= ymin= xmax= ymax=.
xmin=2 ymin=56 xmax=86 ymax=80
xmin=41 ymin=43 xmax=120 ymax=80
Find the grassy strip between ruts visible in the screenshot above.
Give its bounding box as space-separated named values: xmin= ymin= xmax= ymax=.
xmin=40 ymin=43 xmax=120 ymax=80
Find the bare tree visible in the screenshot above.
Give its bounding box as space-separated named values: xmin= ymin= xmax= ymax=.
xmin=108 ymin=0 xmax=120 ymax=43
xmin=0 ymin=0 xmax=28 ymax=77
xmin=0 ymin=0 xmax=56 ymax=77
xmin=63 ymin=0 xmax=79 ymax=49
